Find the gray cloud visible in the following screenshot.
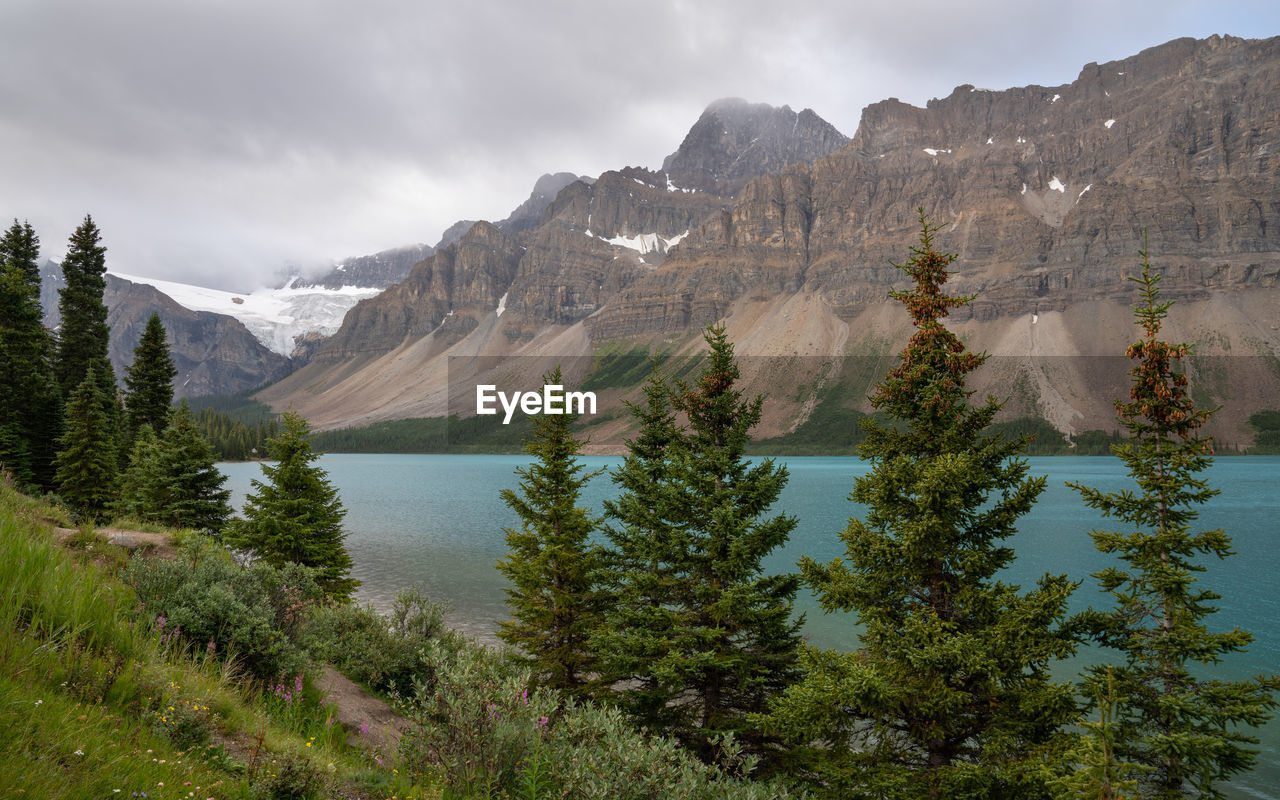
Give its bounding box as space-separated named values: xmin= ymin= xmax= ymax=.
xmin=2 ymin=0 xmax=1275 ymax=289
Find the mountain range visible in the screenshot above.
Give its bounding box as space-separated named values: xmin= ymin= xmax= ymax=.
xmin=251 ymin=35 xmax=1279 ymax=450
xmin=75 ymin=34 xmax=1280 ymax=449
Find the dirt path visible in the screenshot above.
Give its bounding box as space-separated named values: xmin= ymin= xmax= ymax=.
xmin=315 ymin=666 xmax=414 ymax=753
xmin=50 ymin=524 xmax=416 ymax=755
xmin=51 ymin=525 xmax=181 ymax=560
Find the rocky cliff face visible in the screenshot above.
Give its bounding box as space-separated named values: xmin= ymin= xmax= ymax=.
xmin=305 ymin=102 xmax=848 ymax=365
xmin=591 ymin=35 xmax=1280 ymax=338
xmin=316 ymin=221 xmax=523 ymax=360
xmin=261 ymin=36 xmax=1280 ymax=443
xmin=104 ymin=276 xmax=293 ymax=398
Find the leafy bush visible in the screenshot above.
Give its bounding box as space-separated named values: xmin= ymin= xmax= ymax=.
xmin=399 ymin=641 xmax=554 ymax=796
xmin=123 ymin=537 xmax=323 ymax=680
xmin=399 ymin=641 xmax=804 ymax=800
xmin=305 ymin=586 xmax=460 ymax=699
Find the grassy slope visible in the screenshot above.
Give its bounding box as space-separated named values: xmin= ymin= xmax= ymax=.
xmin=0 ymin=478 xmax=424 ymax=800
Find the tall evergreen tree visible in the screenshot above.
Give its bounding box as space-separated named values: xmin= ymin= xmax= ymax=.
xmin=124 ymin=312 xmax=177 ymax=434
xmin=1067 ymin=244 xmax=1278 ymax=799
xmin=54 ymin=368 xmax=117 ymax=518
xmin=597 ymin=327 xmax=801 ymax=762
xmin=151 ymin=401 xmax=232 ymax=532
xmin=595 ymin=365 xmax=683 ymax=728
xmin=0 ymin=219 xmax=59 ymax=486
xmin=767 ymin=211 xmax=1077 ymax=799
xmin=228 ymin=411 xmax=358 ymax=599
xmin=54 ymin=216 xmax=115 ymax=402
xmin=496 ymin=366 xmax=605 ymax=697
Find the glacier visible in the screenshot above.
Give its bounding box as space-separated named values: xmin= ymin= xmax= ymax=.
xmin=109 ymin=271 xmax=381 ymax=356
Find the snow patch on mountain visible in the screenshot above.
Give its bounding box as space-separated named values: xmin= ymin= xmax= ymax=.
xmin=110 ymin=271 xmax=381 ymax=355
xmin=600 ymin=230 xmax=690 ymax=256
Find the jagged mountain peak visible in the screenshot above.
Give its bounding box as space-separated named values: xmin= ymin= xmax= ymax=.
xmin=498 ymin=171 xmax=594 ymax=234
xmin=661 ymin=98 xmax=849 ymax=195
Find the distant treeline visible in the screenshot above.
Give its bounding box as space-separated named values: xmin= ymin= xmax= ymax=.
xmin=1251 ymin=410 xmax=1280 ymax=453
xmin=309 ymin=414 xmax=534 ymax=454
xmin=184 ymin=394 xmax=280 ymax=460
xmin=303 ymin=407 xmax=1280 ymax=457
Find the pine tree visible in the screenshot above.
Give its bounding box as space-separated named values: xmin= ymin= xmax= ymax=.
xmin=124 ymin=312 xmax=177 ymax=434
xmin=54 ymin=368 xmax=117 ymax=518
xmin=1052 ymin=668 xmax=1146 ymax=800
xmin=0 ymin=219 xmax=59 ymax=487
xmin=228 ymin=411 xmax=358 ymax=599
xmin=115 ymin=423 xmax=162 ymax=521
xmin=496 ymin=366 xmax=605 ymax=697
xmin=595 ymin=365 xmax=684 ymax=729
xmin=55 ymin=216 xmax=115 ymax=402
xmin=1067 ymin=243 xmax=1278 ymax=799
xmin=151 ymin=401 xmax=232 ymax=532
xmin=767 ymin=211 xmax=1078 ymax=799
xmin=597 ymin=327 xmax=801 ymax=762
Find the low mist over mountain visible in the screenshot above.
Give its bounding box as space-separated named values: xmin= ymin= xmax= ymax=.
xmin=290 ymin=244 xmax=436 ymax=291
xmin=661 ymin=98 xmax=850 ymax=195
xmin=257 ymin=35 xmax=1280 ymax=449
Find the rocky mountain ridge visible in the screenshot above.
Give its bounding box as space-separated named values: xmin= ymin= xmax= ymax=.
xmin=39 ymin=264 xmax=292 ymax=399
xmin=593 ymin=34 xmax=1280 ymax=338
xmin=662 ymin=97 xmax=851 ymax=196
xmin=104 ymin=276 xmax=294 ymax=398
xmin=259 ymin=35 xmax=1280 ymax=446
xmin=303 ymin=103 xmax=849 ymax=366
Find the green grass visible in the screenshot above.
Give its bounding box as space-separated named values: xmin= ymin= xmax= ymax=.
xmin=0 ymin=475 xmax=438 ymax=799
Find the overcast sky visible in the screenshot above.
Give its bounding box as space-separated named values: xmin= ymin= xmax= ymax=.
xmin=2 ymin=1 xmax=1276 ymax=290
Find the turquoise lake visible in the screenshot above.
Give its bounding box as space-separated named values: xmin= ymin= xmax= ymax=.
xmin=218 ymin=454 xmax=1280 ymax=798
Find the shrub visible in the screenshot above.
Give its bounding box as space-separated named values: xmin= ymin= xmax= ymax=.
xmin=399 ymin=641 xmax=555 ymax=796
xmin=123 ymin=537 xmax=323 ymax=680
xmin=305 ymin=586 xmax=459 ymax=700
xmin=399 ymin=640 xmax=804 ymax=800
xmin=153 ymin=694 xmax=217 ymax=749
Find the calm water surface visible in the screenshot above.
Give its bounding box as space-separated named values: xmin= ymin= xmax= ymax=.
xmin=218 ymin=454 xmax=1280 ymax=798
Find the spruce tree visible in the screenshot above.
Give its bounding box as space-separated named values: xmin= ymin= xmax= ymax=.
xmin=0 ymin=219 xmax=59 ymax=487
xmin=54 ymin=368 xmax=117 ymax=518
xmin=124 ymin=312 xmax=177 ymax=434
xmin=496 ymin=366 xmax=605 ymax=697
xmin=767 ymin=211 xmax=1077 ymax=799
xmin=228 ymin=411 xmax=358 ymax=599
xmin=151 ymin=401 xmax=232 ymax=532
xmin=595 ymin=365 xmax=684 ymax=729
xmin=1067 ymin=244 xmax=1278 ymax=799
xmin=115 ymin=423 xmax=162 ymax=521
xmin=55 ymin=216 xmax=115 ymax=402
xmin=597 ymin=327 xmax=801 ymax=762
xmin=1052 ymin=668 xmax=1146 ymax=800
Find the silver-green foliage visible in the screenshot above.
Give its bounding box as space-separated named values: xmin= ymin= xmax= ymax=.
xmin=399 ymin=639 xmax=806 ymax=800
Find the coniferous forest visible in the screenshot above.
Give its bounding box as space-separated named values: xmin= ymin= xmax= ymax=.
xmin=0 ymin=212 xmax=1276 ymax=799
